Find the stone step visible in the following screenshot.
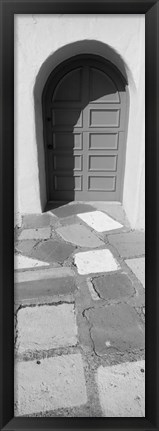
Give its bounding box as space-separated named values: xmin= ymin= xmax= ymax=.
xmin=15 ymin=266 xmax=75 ymax=283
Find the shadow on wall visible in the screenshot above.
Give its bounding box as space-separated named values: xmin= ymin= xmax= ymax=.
xmin=33 ymin=40 xmax=132 ymax=210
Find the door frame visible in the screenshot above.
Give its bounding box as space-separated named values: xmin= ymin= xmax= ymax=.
xmin=42 ymin=54 xmax=129 ymax=203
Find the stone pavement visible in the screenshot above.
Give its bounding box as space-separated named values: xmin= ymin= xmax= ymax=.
xmin=14 ymin=202 xmax=145 ymax=417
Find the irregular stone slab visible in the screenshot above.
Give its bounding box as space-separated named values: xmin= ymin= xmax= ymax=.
xmin=92 ymin=273 xmax=134 ymax=301
xmin=31 ymin=239 xmax=75 ymax=264
xmin=15 ymin=240 xmax=37 ymax=255
xmin=14 ymin=353 xmax=87 ymax=415
xmin=51 ymin=203 xmax=95 ymax=218
xmin=15 ymin=267 xmax=75 ymax=283
xmin=125 ymin=258 xmax=145 ymax=288
xmin=14 ymin=254 xmax=49 ymax=270
xmin=22 ymin=213 xmax=51 ymax=229
xmin=15 ymin=277 xmax=77 ymax=302
xmin=18 ymin=227 xmax=51 ymax=240
xmin=77 ymin=211 xmax=123 ymax=232
xmin=74 ymin=249 xmax=120 ymax=275
xmin=17 ymin=304 xmax=77 ymax=353
xmin=108 ymin=231 xmax=145 ymax=258
xmin=59 ymin=215 xmax=83 ymax=226
xmin=96 ymin=360 xmax=145 ymax=417
xmin=89 ymin=202 xmax=130 ymax=227
xmin=86 ymin=304 xmax=145 ymax=355
xmin=56 ymin=224 xmax=104 ymax=248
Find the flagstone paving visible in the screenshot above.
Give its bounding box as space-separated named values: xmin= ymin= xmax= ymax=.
xmin=91 ymin=273 xmax=134 ymax=301
xmin=96 ymin=360 xmax=145 ymax=417
xmin=16 ymin=304 xmax=78 ymax=353
xmin=30 ymin=239 xmax=76 ymax=264
xmin=18 ymin=227 xmax=51 ymax=240
xmin=107 ymin=231 xmax=145 ymax=258
xmin=14 ymin=202 xmax=145 ymax=417
xmin=15 ymin=354 xmax=87 ymax=416
xmin=77 ymin=210 xmax=123 ymax=232
xmin=125 ymin=257 xmax=145 ymax=288
xmin=14 ymin=254 xmax=50 ymax=270
xmin=56 ymin=224 xmax=105 ymax=248
xmin=85 ymin=303 xmax=145 ymax=356
xmin=22 ymin=213 xmax=52 ymax=229
xmin=74 ymin=249 xmax=120 ymax=275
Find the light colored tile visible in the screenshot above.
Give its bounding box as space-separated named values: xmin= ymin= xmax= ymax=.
xmin=74 ymin=249 xmax=120 ymax=275
xmin=125 ymin=257 xmax=145 ymax=288
xmin=56 ymin=224 xmax=104 ymax=248
xmin=17 ymin=304 xmax=77 ymax=353
xmin=14 ymin=254 xmax=49 ymax=270
xmin=77 ymin=211 xmax=123 ymax=232
xmin=96 ymin=360 xmax=145 ymax=417
xmin=18 ymin=227 xmax=51 ymax=240
xmin=15 ymin=353 xmax=87 ymax=415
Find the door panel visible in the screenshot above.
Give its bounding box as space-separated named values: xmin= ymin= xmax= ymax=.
xmin=90 ymin=68 xmax=120 ymax=103
xmin=89 ymin=109 xmax=120 ymax=127
xmin=53 ymin=68 xmax=82 ymax=102
xmin=89 ymin=133 xmax=118 ymax=150
xmin=43 ymin=57 xmax=127 ymax=201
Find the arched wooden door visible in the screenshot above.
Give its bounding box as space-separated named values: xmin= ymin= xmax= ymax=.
xmin=43 ymin=55 xmax=128 ymax=202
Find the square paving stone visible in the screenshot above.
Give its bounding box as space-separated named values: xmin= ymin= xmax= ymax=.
xmin=96 ymin=360 xmax=145 ymax=417
xmin=14 ymin=353 xmax=87 ymax=415
xmin=107 ymin=231 xmax=145 ymax=258
xmin=51 ymin=203 xmax=95 ymax=218
xmin=22 ymin=214 xmax=51 ymax=229
xmin=31 ymin=239 xmax=75 ymax=264
xmin=77 ymin=211 xmax=123 ymax=232
xmin=92 ymin=273 xmax=134 ymax=301
xmin=85 ymin=304 xmax=145 ymax=355
xmin=17 ymin=304 xmax=78 ymax=353
xmin=74 ymin=249 xmax=120 ymax=275
xmin=125 ymin=258 xmax=145 ymax=288
xmin=15 ymin=277 xmax=77 ymax=302
xmin=18 ymin=227 xmax=51 ymax=241
xmin=56 ymin=224 xmax=104 ymax=248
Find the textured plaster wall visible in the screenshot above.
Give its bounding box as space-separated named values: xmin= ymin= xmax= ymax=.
xmin=14 ymin=14 xmax=145 ymax=229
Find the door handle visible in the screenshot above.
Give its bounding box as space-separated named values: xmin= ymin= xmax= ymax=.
xmin=47 ymin=145 xmax=53 ymax=149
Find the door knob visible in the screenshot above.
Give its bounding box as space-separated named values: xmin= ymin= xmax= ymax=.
xmin=47 ymin=145 xmax=53 ymax=149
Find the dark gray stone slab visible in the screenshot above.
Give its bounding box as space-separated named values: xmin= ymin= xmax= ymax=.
xmin=15 ymin=277 xmax=77 ymax=301
xmin=86 ymin=304 xmax=145 ymax=356
xmin=108 ymin=231 xmax=145 ymax=258
xmin=31 ymin=239 xmax=75 ymax=263
xmin=92 ymin=273 xmax=134 ymax=301
xmin=50 ymin=203 xmax=95 ymax=218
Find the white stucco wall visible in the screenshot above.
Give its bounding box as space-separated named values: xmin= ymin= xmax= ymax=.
xmin=14 ymin=14 xmax=145 ymax=229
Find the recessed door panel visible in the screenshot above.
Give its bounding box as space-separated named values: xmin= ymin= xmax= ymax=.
xmin=52 ymin=109 xmax=82 ymax=127
xmin=90 ymin=109 xmax=120 ymax=127
xmin=89 ymin=133 xmax=118 ymax=150
xmin=88 ymin=176 xmax=116 ymax=191
xmin=53 ymin=133 xmax=82 ymax=150
xmin=90 ymin=68 xmax=120 ymax=103
xmin=89 ymin=155 xmax=117 ymax=171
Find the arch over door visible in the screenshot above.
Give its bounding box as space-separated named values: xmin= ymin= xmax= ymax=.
xmin=43 ymin=55 xmax=128 ymax=202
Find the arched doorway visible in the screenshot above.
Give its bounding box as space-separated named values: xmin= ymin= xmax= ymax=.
xmin=42 ymin=54 xmax=128 ymax=202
